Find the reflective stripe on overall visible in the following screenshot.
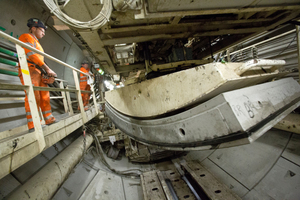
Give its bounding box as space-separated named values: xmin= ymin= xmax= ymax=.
xmin=18 ymin=33 xmax=56 ymax=129
xmin=79 ymin=67 xmax=91 ymax=107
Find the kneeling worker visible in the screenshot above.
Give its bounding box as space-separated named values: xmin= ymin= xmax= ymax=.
xmin=18 ymin=18 xmax=58 ymax=132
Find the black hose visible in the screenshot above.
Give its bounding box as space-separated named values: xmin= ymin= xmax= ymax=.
xmin=85 ymin=124 xmax=143 ymax=178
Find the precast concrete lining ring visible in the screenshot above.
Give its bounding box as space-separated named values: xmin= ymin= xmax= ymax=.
xmin=105 ymin=96 xmax=249 ymax=149
xmin=105 ymin=98 xmax=300 ymax=149
xmin=105 ymin=78 xmax=300 ymax=149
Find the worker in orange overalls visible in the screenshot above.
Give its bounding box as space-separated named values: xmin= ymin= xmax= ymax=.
xmin=79 ymin=60 xmax=91 ymax=111
xmin=18 ymin=18 xmax=57 ymax=132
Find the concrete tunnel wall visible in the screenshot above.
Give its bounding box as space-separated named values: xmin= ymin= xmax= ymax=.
xmin=0 ymin=0 xmax=87 ymax=132
xmin=185 ymin=129 xmax=300 ymax=199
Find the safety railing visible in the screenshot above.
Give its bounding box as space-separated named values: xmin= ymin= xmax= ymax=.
xmin=0 ymin=30 xmax=99 ymax=154
xmin=219 ymin=29 xmax=297 ymax=63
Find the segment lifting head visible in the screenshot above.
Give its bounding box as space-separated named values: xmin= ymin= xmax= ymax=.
xmin=27 ymin=18 xmax=47 ymax=30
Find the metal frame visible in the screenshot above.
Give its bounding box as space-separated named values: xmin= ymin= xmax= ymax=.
xmin=0 ymin=30 xmax=99 ymax=179
xmin=16 ymin=44 xmax=45 ymax=151
xmin=135 ymin=1 xmax=300 ymax=19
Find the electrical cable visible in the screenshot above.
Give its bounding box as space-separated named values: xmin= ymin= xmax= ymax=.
xmin=84 ymin=123 xmax=143 ymax=178
xmin=43 ymin=0 xmax=112 ymax=30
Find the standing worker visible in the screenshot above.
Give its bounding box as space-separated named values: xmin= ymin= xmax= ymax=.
xmin=18 ymin=18 xmax=57 ymax=132
xmin=79 ymin=60 xmax=92 ymax=111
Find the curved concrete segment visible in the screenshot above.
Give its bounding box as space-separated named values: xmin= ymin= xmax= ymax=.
xmin=105 ymin=61 xmax=285 ymax=118
xmin=106 ymin=78 xmax=300 ymax=150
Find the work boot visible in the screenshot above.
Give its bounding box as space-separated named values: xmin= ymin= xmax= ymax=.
xmin=46 ymin=117 xmax=59 ymax=126
xmin=46 ymin=117 xmax=60 ymax=126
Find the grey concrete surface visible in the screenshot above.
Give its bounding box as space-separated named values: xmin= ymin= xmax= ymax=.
xmin=207 ymin=129 xmax=291 ymax=189
xmin=243 ymin=157 xmax=300 ymax=200
xmin=282 ymin=133 xmax=300 ymax=166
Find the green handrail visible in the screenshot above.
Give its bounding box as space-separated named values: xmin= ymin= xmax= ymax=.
xmin=0 ymin=57 xmax=18 ymax=67
xmin=0 ymin=47 xmax=18 ymax=57
xmin=0 ymin=68 xmax=18 ymax=76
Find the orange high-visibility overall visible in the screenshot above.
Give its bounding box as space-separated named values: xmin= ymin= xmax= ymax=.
xmin=79 ymin=67 xmax=91 ymax=110
xmin=18 ymin=33 xmax=56 ymax=129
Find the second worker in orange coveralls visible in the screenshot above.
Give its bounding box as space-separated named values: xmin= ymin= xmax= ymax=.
xmin=79 ymin=60 xmax=92 ymax=111
xmin=18 ymin=18 xmax=58 ymax=132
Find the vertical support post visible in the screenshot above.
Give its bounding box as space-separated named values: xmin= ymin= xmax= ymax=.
xmin=226 ymin=49 xmax=231 ymax=62
xmin=99 ymin=75 xmax=104 ymax=102
xmin=296 ymin=25 xmax=300 ymax=83
xmin=209 ymin=36 xmax=214 ymax=60
xmin=215 ymin=53 xmax=221 ymax=62
xmin=39 ymin=108 xmax=45 ymax=125
xmin=143 ymin=42 xmax=151 ymax=74
xmin=91 ymin=84 xmax=98 ymax=115
xmin=65 ymin=85 xmax=74 ymax=115
xmin=145 ymin=59 xmax=149 ymax=74
xmin=59 ymin=81 xmax=69 ymax=113
xmin=73 ymin=70 xmax=87 ymax=123
xmin=16 ymin=44 xmax=45 ymax=152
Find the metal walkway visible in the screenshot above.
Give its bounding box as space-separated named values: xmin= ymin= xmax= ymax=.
xmin=0 ymin=30 xmax=100 ymax=180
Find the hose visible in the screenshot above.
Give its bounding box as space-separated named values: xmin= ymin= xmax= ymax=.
xmin=43 ymin=0 xmax=112 ymax=30
xmin=85 ymin=124 xmax=143 ymax=178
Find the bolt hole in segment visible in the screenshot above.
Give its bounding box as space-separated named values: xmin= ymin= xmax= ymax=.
xmin=179 ymin=128 xmax=185 ymax=136
xmin=215 ymin=190 xmax=221 ymax=194
xmin=152 ymin=188 xmax=158 ymax=191
xmin=200 ymin=174 xmax=205 ymax=177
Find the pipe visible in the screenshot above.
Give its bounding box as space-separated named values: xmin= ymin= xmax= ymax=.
xmin=0 ymin=57 xmax=18 ymax=67
xmin=0 ymin=68 xmax=18 ymax=76
xmin=7 ymin=134 xmax=93 ymax=200
xmin=0 ymin=47 xmax=18 ymax=57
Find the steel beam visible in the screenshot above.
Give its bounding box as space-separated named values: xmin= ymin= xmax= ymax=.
xmin=135 ymin=4 xmax=300 ymax=19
